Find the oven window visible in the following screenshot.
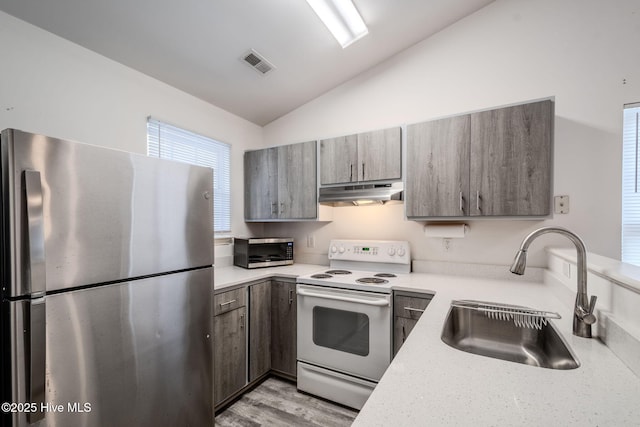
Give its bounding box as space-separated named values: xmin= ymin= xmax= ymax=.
xmin=312 ymin=307 xmax=369 ymax=356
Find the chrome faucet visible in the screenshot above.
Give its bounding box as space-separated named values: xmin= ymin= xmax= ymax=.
xmin=510 ymin=226 xmax=597 ymax=338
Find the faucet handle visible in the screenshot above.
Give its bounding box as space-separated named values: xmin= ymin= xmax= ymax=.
xmin=582 ymin=295 xmax=597 ymax=325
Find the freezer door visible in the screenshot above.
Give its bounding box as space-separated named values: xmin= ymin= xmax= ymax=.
xmin=1 ymin=129 xmax=213 ymax=297
xmin=3 ymin=268 xmax=213 ymax=427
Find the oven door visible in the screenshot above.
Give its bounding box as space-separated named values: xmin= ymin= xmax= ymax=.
xmin=296 ymin=284 xmax=391 ymax=381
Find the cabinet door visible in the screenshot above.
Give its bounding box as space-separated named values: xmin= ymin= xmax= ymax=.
xmin=320 ymin=134 xmax=358 ymax=185
xmin=244 ymin=147 xmax=278 ymax=220
xmin=357 ymin=127 xmax=402 ymax=182
xmin=470 ymin=100 xmax=552 ymax=216
xmin=270 ymin=281 xmax=297 ymax=377
xmin=393 ymin=293 xmax=432 ymax=356
xmin=249 ymin=281 xmax=271 ymax=382
xmin=406 ymin=116 xmax=470 ymax=217
xmin=277 ymin=141 xmax=317 ymax=219
xmin=214 ymin=307 xmax=246 ymax=406
xmin=393 ymin=316 xmax=418 ymax=357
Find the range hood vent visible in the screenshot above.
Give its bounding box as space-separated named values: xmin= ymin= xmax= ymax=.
xmin=241 ymin=49 xmax=275 ymax=75
xmin=318 ymin=182 xmax=403 ymax=206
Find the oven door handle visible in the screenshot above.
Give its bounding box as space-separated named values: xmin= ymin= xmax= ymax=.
xmin=296 ymin=289 xmax=390 ymax=307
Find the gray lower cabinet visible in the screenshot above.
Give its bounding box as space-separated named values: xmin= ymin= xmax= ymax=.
xmin=393 ymin=291 xmax=433 ymax=356
xmin=270 ymin=281 xmax=297 ymax=378
xmin=214 ymin=279 xmax=298 ymax=412
xmin=214 ymin=303 xmax=246 ymax=407
xmin=320 ymin=127 xmax=402 ymax=185
xmin=249 ymin=281 xmax=271 ymax=382
xmin=244 ymin=141 xmax=317 ymax=221
xmin=406 ymin=99 xmax=552 ymax=219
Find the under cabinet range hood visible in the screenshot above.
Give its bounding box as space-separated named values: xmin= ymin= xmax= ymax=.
xmin=318 ymin=182 xmax=403 ymax=206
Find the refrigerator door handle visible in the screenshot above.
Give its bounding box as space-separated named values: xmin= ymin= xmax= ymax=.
xmin=24 ymin=170 xmax=47 ymax=423
xmin=24 ymin=170 xmax=46 ymax=296
xmin=27 ymin=297 xmax=46 ymax=423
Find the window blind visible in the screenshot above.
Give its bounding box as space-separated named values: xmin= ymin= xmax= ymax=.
xmin=622 ymin=104 xmax=640 ymax=265
xmin=147 ymin=118 xmax=231 ymax=236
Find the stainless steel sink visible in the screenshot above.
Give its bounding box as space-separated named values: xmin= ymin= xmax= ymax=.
xmin=441 ymin=301 xmax=580 ymax=370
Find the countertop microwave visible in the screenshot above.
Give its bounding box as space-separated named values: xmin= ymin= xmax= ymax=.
xmin=233 ymin=237 xmax=294 ymax=269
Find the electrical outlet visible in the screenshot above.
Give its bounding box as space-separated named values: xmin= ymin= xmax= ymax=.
xmin=554 ymin=195 xmax=569 ymax=214
xmin=442 ymin=238 xmax=451 ymax=252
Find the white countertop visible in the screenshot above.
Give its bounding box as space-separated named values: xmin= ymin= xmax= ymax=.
xmin=214 ymin=263 xmax=325 ymax=292
xmin=214 ymin=264 xmax=640 ymax=425
xmin=356 ymin=273 xmax=640 ymax=426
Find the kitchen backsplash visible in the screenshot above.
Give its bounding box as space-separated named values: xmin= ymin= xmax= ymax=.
xmin=545 ymin=248 xmax=640 ymax=377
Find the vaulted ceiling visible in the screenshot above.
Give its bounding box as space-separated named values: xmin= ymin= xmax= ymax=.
xmin=0 ymin=0 xmax=494 ymax=125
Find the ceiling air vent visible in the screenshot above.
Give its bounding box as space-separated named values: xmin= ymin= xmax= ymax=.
xmin=241 ymin=49 xmax=275 ymax=75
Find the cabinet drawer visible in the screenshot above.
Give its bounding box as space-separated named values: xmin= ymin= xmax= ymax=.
xmin=394 ymin=295 xmax=432 ymax=320
xmin=214 ymin=288 xmax=246 ymax=316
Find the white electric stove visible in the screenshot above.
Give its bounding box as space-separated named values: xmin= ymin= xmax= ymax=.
xmin=296 ymin=239 xmax=411 ymax=293
xmin=296 ymin=240 xmax=411 ymax=410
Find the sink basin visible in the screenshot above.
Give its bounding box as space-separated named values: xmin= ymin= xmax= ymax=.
xmin=441 ymin=302 xmax=580 ymax=370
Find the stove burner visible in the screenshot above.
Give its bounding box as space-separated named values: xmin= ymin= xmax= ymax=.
xmin=374 ymin=273 xmax=397 ymax=278
xmin=356 ymin=277 xmax=389 ymax=285
xmin=311 ymin=273 xmax=333 ymax=279
xmin=325 ymin=270 xmax=352 ymax=275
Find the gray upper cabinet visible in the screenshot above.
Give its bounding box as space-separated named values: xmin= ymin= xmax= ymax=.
xmin=319 ymin=134 xmax=358 ymax=185
xmin=470 ymin=100 xmax=553 ymax=216
xmin=277 ymin=142 xmax=318 ymax=219
xmin=320 ymin=127 xmax=402 ymax=186
xmin=244 ymin=147 xmax=278 ymax=220
xmin=406 ymin=99 xmax=553 ymax=219
xmin=245 ymin=140 xmax=317 ymax=221
xmin=358 ymin=127 xmax=402 ymax=182
xmin=406 ymin=115 xmax=471 ymax=217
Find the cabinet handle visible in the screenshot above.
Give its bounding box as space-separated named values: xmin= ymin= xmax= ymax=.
xmin=459 ymin=191 xmax=464 ymax=212
xmin=404 ymin=307 xmax=425 ymax=314
xmin=271 ymin=203 xmax=277 ymax=215
xmin=476 ymin=191 xmax=481 ymax=212
xmin=402 ymin=325 xmax=406 ymax=343
xmin=240 ymin=314 xmax=244 ymax=329
xmin=362 ymin=162 xmax=365 ymax=181
xmin=219 ymin=299 xmax=236 ymax=307
xmin=288 ymin=289 xmax=294 ymax=306
xmin=280 ymin=202 xmax=284 ymax=215
xmin=350 ymin=163 xmax=353 ymax=182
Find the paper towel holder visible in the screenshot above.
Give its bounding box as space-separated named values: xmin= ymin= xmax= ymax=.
xmin=423 ymin=223 xmax=468 ymax=239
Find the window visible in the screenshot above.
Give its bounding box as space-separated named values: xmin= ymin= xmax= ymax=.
xmin=622 ymin=103 xmax=640 ymax=265
xmin=147 ymin=117 xmax=231 ymax=237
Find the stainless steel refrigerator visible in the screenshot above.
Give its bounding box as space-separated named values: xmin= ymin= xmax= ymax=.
xmin=0 ymin=129 xmax=214 ymax=426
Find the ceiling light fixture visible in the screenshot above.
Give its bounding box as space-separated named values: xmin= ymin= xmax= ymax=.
xmin=305 ymin=0 xmax=368 ymax=48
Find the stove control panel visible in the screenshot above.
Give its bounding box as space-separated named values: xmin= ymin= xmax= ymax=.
xmin=328 ymin=240 xmax=410 ymax=265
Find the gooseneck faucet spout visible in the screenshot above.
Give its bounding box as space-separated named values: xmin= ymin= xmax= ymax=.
xmin=510 ymin=226 xmax=597 ymax=338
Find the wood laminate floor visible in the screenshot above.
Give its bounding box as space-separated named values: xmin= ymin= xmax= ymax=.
xmin=215 ymin=377 xmax=358 ymax=426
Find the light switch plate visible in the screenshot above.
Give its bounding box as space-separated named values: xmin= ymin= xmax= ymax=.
xmin=307 ymin=234 xmax=315 ymax=248
xmin=554 ymin=195 xmax=569 ymax=214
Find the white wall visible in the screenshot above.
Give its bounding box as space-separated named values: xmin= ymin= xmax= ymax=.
xmin=0 ymin=11 xmax=265 ymax=247
xmin=263 ymin=0 xmax=640 ymax=267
